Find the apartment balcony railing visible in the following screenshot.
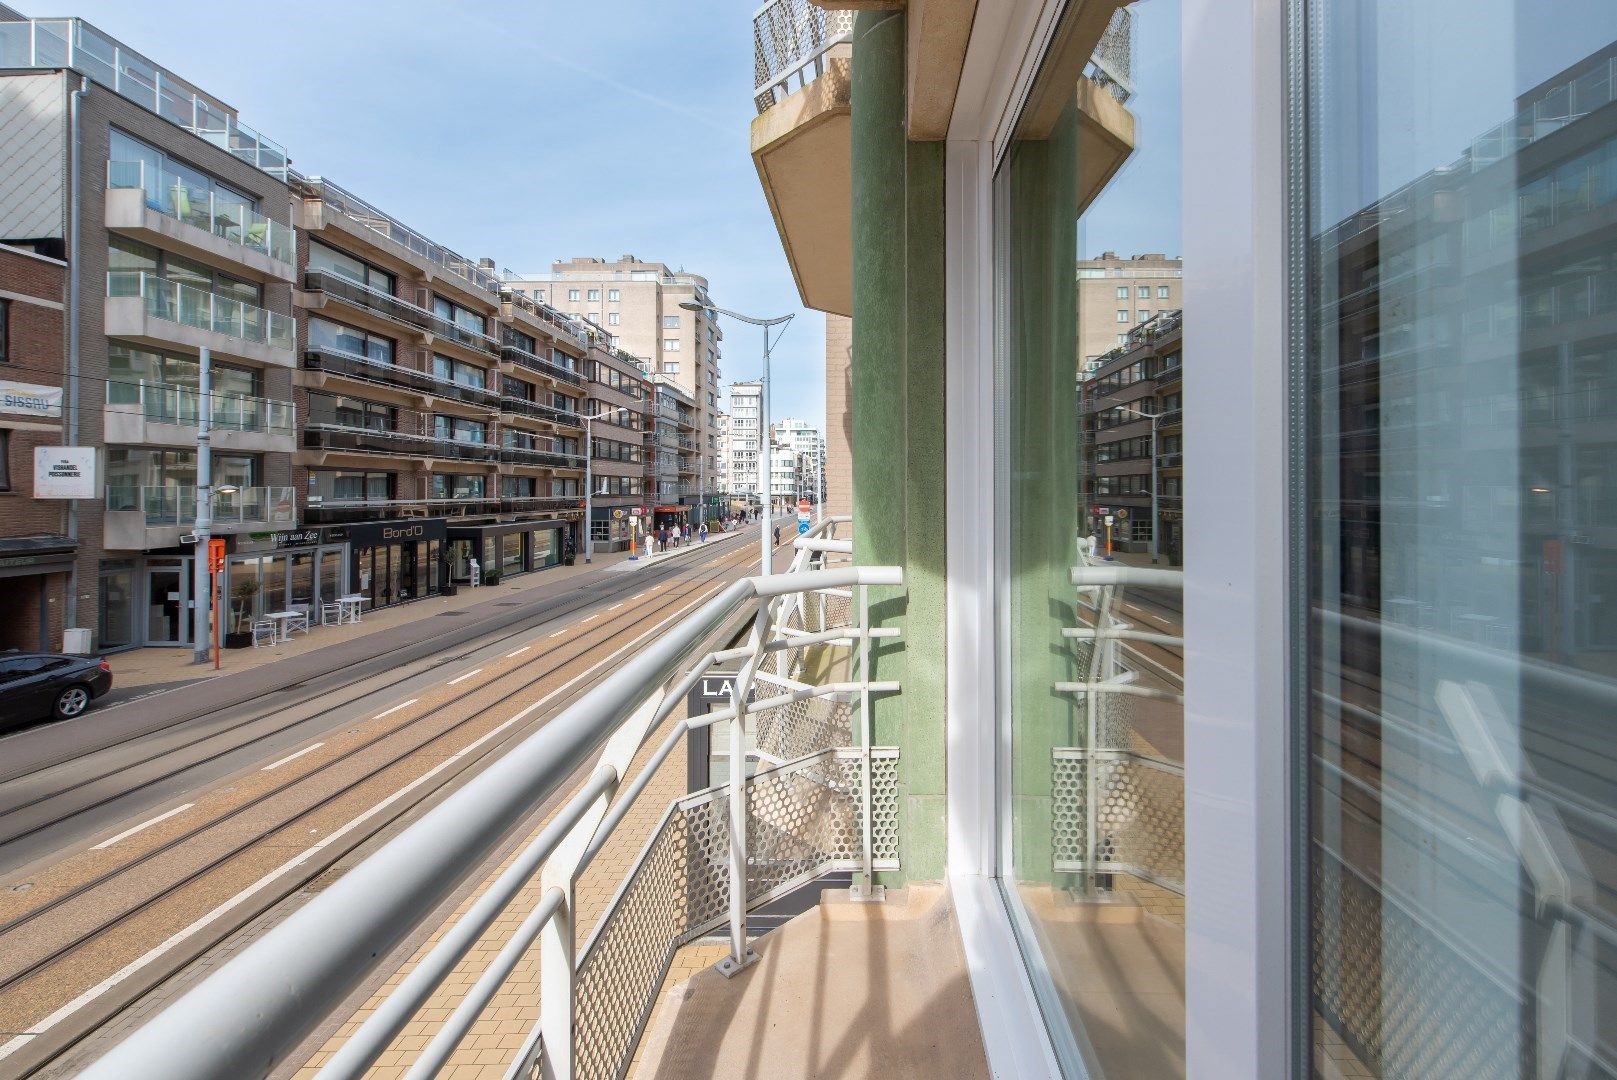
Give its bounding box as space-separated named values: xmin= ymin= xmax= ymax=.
xmin=107 ymin=270 xmax=294 ymax=352
xmin=301 ymin=176 xmax=500 ymax=296
xmin=677 ymin=436 xmax=698 ymax=451
xmin=500 ymin=290 xmax=592 ymax=352
xmin=427 ymin=313 xmax=501 ymax=358
xmin=107 ymin=380 xmax=296 ymax=436
xmin=1158 ymin=407 xmax=1183 ymax=427
xmin=499 ymin=345 xmax=585 ymax=387
xmin=303 ymin=268 xmax=432 ymax=332
xmin=752 ymin=0 xmax=854 ymax=113
xmin=0 ymin=17 xmax=289 ymax=178
xmin=500 ymin=445 xmax=584 ymax=470
xmin=107 ymin=160 xmax=293 ymax=263
xmin=1157 ymin=452 xmax=1183 ymax=469
xmin=301 ymin=495 xmax=500 ymax=524
xmin=499 ymin=395 xmax=584 ymax=429
xmin=303 ymin=424 xmax=500 ymax=464
xmin=501 ymin=495 xmax=584 ymax=514
xmin=302 ymin=347 xmax=500 ymax=410
xmin=84 ymin=517 xmax=897 ymax=1080
xmin=104 ymin=484 xmax=295 ymax=527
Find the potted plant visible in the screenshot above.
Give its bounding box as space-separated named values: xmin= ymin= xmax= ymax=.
xmin=225 ymin=581 xmax=259 ymax=648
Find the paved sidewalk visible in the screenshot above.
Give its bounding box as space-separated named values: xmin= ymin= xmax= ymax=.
xmin=106 ymin=527 xmax=751 ymax=693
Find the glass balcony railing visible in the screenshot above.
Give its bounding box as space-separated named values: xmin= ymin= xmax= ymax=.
xmin=302 ymin=346 xmax=501 ymax=410
xmin=303 ymin=268 xmax=432 ymax=331
xmin=106 ymin=381 xmax=295 ymax=437
xmin=103 ymin=484 xmax=295 ymax=526
xmin=0 ymin=17 xmax=288 ymax=178
xmin=499 ymin=495 xmax=583 ymax=513
xmin=107 ymin=270 xmax=293 ymax=352
xmin=498 ymin=395 xmax=584 ymax=428
xmin=499 ymin=444 xmax=585 ymax=469
xmin=107 ymin=161 xmax=293 ymax=263
xmin=303 ymin=424 xmax=500 ymax=463
xmin=499 ymin=343 xmax=585 ymax=386
xmin=301 ymin=176 xmax=500 ymax=296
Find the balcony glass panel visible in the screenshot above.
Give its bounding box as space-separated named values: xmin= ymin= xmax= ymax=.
xmin=1298 ymin=5 xmax=1617 ymax=1077
xmin=107 ymin=157 xmax=292 ymax=263
xmin=108 ymin=270 xmax=293 ymax=352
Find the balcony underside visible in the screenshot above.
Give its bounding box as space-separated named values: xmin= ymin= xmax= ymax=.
xmin=637 ymin=885 xmax=989 ymax=1080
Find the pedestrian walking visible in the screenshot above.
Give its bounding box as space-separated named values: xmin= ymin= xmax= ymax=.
xmin=774 ymin=524 xmax=781 ymax=546
xmin=699 ymin=523 xmax=709 ymax=544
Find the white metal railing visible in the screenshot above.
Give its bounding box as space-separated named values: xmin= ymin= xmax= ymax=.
xmin=302 ymin=175 xmax=501 ymax=296
xmin=106 ymin=380 xmax=295 ymax=437
xmin=752 ymin=0 xmax=854 ymax=113
xmin=1054 ymin=563 xmax=1185 ymax=894
xmin=83 ymin=556 xmax=902 ymax=1080
xmin=107 ymin=270 xmax=294 ymax=352
xmin=107 ymin=160 xmax=293 ymax=263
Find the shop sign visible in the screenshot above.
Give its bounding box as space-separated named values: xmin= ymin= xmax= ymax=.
xmin=0 ymin=381 xmax=63 ymax=419
xmin=33 ymin=447 xmax=97 ymax=499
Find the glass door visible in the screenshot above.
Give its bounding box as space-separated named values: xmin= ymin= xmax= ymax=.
xmin=145 ymin=566 xmax=185 ymax=645
xmin=98 ymin=568 xmax=136 ymax=649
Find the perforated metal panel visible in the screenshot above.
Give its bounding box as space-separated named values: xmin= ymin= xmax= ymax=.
xmin=1052 ymin=748 xmax=1185 ymax=893
xmin=753 ymin=693 xmax=854 ymax=763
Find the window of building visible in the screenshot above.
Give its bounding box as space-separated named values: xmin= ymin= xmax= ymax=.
xmin=308 ymin=241 xmax=394 ymax=294
xmin=1116 ymin=285 xmax=1129 ymax=298
xmin=607 ymin=312 xmax=620 ymax=326
xmin=587 ymin=289 xmax=600 ymax=302
xmin=0 ymin=430 xmax=9 ymax=490
xmin=0 ymin=298 xmax=8 ymax=363
xmin=1157 ymin=285 xmax=1170 ymax=299
xmin=308 ymin=392 xmax=394 ymax=432
xmin=109 ymin=128 xmax=258 ymax=231
xmin=110 ymin=236 xmax=262 ymax=307
xmin=568 ymin=289 xmax=580 ymax=302
xmin=662 ymin=362 xmax=680 ymax=375
xmin=432 ymin=354 xmax=487 ymax=389
xmin=607 ymin=289 xmax=620 ymax=302
xmin=662 ymin=315 xmax=679 ymax=329
xmin=662 ymin=338 xmax=680 ymax=351
xmin=536 ymin=290 xmax=546 ymax=303
xmin=432 ymin=296 xmax=487 ymax=337
xmin=1134 ymin=285 xmax=1147 ymax=298
xmin=308 ymin=468 xmax=392 ymax=503
xmin=1138 ymin=309 xmax=1149 ymax=321
xmin=1116 ymin=309 xmax=1128 ymax=322
xmin=431 ymin=473 xmax=485 ymax=499
xmin=307 ymin=317 xmax=394 ymax=363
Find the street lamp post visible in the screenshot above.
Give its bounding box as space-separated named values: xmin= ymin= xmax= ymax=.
xmin=680 ymin=300 xmax=793 ymax=575
xmin=1117 ymin=404 xmax=1161 ymax=563
xmin=582 ymin=405 xmax=633 ymax=565
xmin=190 ymin=348 xmax=238 ymax=664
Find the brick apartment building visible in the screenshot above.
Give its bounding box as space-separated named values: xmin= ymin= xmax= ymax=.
xmin=0 ymin=243 xmax=71 ymax=651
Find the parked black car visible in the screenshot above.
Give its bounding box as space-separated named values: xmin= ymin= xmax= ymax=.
xmin=0 ymin=652 xmax=113 ymax=726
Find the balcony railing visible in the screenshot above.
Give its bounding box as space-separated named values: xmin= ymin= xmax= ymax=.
xmin=303 ymin=424 xmax=500 ymax=464
xmin=301 ymin=176 xmax=500 ymax=296
xmin=303 ymin=268 xmax=432 ymax=331
xmin=104 ymin=484 xmax=295 ymax=527
xmin=108 ymin=270 xmax=294 ymax=352
xmin=107 ymin=160 xmax=293 ymax=263
xmin=0 ymin=17 xmax=288 ymax=178
xmin=302 ymin=347 xmax=499 ymax=410
xmin=501 ymin=495 xmax=583 ymax=514
xmin=107 ymin=380 xmax=295 ymax=437
xmin=500 ymin=290 xmax=592 ymax=352
xmin=500 ymin=444 xmax=585 ymax=469
xmin=500 ymin=343 xmax=585 ymax=387
xmin=427 ymin=313 xmax=501 ymax=358
xmin=302 ymin=495 xmax=500 ymax=523
xmin=752 ymin=0 xmax=854 ymax=113
xmin=500 ymin=395 xmax=584 ymax=428
xmin=83 ymin=521 xmax=901 ymax=1080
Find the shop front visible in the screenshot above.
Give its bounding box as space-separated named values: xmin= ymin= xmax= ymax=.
xmin=650 ymin=505 xmax=690 ymax=533
xmin=347 ymin=518 xmax=446 ymax=611
xmin=0 ymin=537 xmax=76 ymax=652
xmin=222 ymin=526 xmax=350 ymax=642
xmin=446 ymin=519 xmax=568 ymax=587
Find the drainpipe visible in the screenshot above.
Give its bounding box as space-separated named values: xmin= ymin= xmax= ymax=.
xmin=192 ymin=347 xmax=212 ymax=663
xmin=66 ymin=74 xmax=88 ymax=641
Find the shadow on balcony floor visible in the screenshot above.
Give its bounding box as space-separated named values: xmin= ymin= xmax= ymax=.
xmin=636 ymin=885 xmax=989 ymax=1080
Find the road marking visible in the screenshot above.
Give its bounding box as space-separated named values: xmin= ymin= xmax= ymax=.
xmin=0 ymin=571 xmax=736 ymax=1061
xmin=506 ymin=645 xmax=532 ymax=658
xmin=631 ymin=591 xmax=647 ymax=600
xmin=608 ymin=603 xmax=623 ymax=611
xmin=261 ymin=744 xmax=325 ymax=772
xmin=91 ymin=804 xmax=194 ymax=850
xmin=582 ymin=613 xmax=598 ymax=622
xmin=447 ymin=668 xmax=483 ymax=686
xmin=548 ymin=629 xmax=567 ymax=638
xmin=373 ymin=699 xmax=418 ymax=720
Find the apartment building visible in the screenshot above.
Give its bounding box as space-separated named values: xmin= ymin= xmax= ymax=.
xmin=292 ymin=177 xmax=589 ymax=602
xmin=726 ymin=379 xmax=762 ymax=503
xmin=713 ymin=410 xmax=730 ymax=502
xmin=771 ymin=416 xmax=826 ymax=505
xmin=0 ymin=243 xmax=72 ymax=651
xmin=503 ymin=255 xmax=724 ymax=521
xmin=1081 ymin=309 xmax=1182 ymax=560
xmin=1076 ymin=251 xmax=1181 ymax=366
xmin=583 ymin=343 xmax=648 ymax=553
xmin=0 ymin=11 xmax=299 ymax=650
xmin=643 ymin=373 xmax=699 ymax=529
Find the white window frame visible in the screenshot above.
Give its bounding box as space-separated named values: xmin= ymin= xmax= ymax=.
xmin=607 ymin=288 xmax=620 ymax=302
xmin=567 ymin=289 xmax=579 ymax=301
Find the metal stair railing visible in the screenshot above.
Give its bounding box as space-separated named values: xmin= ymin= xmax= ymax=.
xmin=82 ymin=556 xmax=902 ymax=1080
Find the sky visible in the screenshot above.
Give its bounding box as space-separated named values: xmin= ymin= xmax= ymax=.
xmin=56 ymin=0 xmax=1188 ymax=430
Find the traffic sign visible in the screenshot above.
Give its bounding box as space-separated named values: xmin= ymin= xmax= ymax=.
xmin=798 ymin=518 xmax=810 ymax=535
xmin=797 ymin=498 xmax=811 ymax=515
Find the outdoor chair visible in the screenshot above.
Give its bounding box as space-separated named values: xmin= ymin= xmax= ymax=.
xmin=320 ymin=601 xmax=343 ymax=625
xmin=251 ymin=620 xmax=277 ymax=648
xmin=287 ymin=605 xmax=312 ymax=635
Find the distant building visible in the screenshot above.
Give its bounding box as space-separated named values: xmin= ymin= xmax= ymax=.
xmin=727 ymin=381 xmax=763 ymax=503
xmin=1077 ymin=252 xmax=1182 ymax=368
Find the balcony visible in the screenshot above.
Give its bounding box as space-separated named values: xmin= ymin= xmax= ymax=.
xmin=500 ymin=444 xmax=585 ymax=470
xmin=104 ymin=381 xmax=295 ymax=454
xmin=106 ymin=161 xmax=294 ymax=281
xmin=500 ymin=395 xmax=584 ymax=429
xmin=302 ymin=268 xmax=432 ymax=333
xmin=426 ymin=312 xmax=502 ymax=359
xmin=501 ymin=290 xmax=593 ymax=353
xmin=102 ymin=484 xmax=295 ymax=550
xmin=499 ymin=343 xmax=585 ymax=387
xmin=301 ymin=495 xmax=500 ymax=524
xmin=501 ymin=495 xmax=584 ymax=515
xmin=301 ymin=347 xmax=500 ymax=411
xmin=303 ymin=424 xmax=500 ymax=465
xmin=105 ymin=271 xmax=293 ymax=367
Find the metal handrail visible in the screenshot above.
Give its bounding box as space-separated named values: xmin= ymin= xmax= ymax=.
xmin=84 ymin=560 xmax=902 ymax=1080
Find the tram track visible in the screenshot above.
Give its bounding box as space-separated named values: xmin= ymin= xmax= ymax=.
xmin=0 ymin=536 xmax=785 ymax=1077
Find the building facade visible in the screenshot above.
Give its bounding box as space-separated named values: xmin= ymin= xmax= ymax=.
xmin=503 ymin=256 xmax=724 ymax=522
xmin=1080 ymin=309 xmax=1181 ymax=560
xmin=0 ymin=242 xmax=73 ymax=651
xmin=1076 ymin=251 xmax=1181 ymax=366
xmin=583 ymin=341 xmax=648 ymax=553
xmin=726 ymin=379 xmax=762 ymax=503
xmin=770 ymin=416 xmax=826 ymax=505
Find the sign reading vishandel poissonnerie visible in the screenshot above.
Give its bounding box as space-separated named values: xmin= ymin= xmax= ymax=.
xmin=0 ymin=381 xmax=63 ymax=419
xmin=33 ymin=447 xmax=97 ymax=499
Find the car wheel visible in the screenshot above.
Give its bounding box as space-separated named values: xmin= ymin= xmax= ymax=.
xmin=53 ymin=684 xmax=91 ymax=720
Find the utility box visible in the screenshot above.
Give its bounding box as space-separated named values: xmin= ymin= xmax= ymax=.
xmin=63 ymin=628 xmax=93 ymax=655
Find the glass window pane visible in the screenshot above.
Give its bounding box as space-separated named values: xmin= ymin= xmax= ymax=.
xmin=1298 ymin=6 xmax=1617 ymax=1076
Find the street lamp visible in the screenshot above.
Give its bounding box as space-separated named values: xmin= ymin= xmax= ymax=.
xmin=680 ymin=299 xmax=794 ymax=575
xmin=582 ymin=405 xmax=634 ymax=564
xmin=1115 ymin=404 xmax=1162 ymax=563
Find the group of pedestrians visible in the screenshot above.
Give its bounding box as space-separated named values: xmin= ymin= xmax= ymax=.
xmin=646 ymin=521 xmax=710 ymax=555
